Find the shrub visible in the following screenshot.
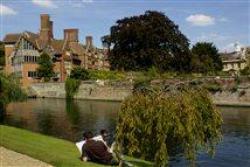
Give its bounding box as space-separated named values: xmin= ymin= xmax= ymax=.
xmin=133 ymin=78 xmax=153 ymax=94
xmin=240 ymin=67 xmax=250 ymax=76
xmin=70 ymin=67 xmax=90 ymax=80
xmin=144 ymin=66 xmax=160 ymax=79
xmin=203 ymin=82 xmax=222 ymax=93
xmin=116 ymin=88 xmax=222 ymax=166
xmin=65 ymin=78 xmax=80 ymax=99
xmin=88 ymin=70 xmax=125 ymax=80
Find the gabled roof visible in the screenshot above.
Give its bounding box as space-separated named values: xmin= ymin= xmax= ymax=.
xmin=69 ymin=42 xmax=86 ymax=55
xmin=23 ymin=31 xmax=40 ymax=45
xmin=3 ymin=33 xmax=22 ymax=44
xmin=220 ymin=51 xmax=242 ymax=61
xmin=3 ymin=31 xmax=106 ymax=61
xmin=50 ymin=40 xmax=66 ymax=54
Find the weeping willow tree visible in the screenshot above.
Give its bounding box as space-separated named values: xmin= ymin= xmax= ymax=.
xmin=116 ymin=87 xmax=222 ymax=167
xmin=65 ymin=78 xmax=81 ymax=99
xmin=0 ymin=73 xmax=27 ymax=122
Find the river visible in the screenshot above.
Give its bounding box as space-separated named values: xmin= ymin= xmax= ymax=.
xmin=3 ymin=98 xmax=250 ymax=166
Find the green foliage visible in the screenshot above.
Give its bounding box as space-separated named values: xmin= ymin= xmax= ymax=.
xmin=240 ymin=66 xmax=250 ymax=75
xmin=191 ymin=42 xmax=222 ymax=73
xmin=203 ymin=82 xmax=222 ymax=93
xmin=89 ymin=70 xmax=125 ymax=80
xmin=65 ymin=78 xmax=80 ymax=99
xmin=0 ymin=73 xmax=26 ymax=105
xmin=103 ymin=10 xmax=191 ymax=72
xmin=0 ymin=73 xmax=26 ymax=122
xmin=70 ymin=67 xmax=90 ymax=80
xmin=37 ymin=53 xmax=55 ymax=82
xmin=0 ymin=41 xmax=5 ymax=66
xmin=133 ymin=79 xmax=153 ymax=94
xmin=145 ymin=66 xmax=160 ymax=79
xmin=116 ymin=87 xmax=222 ymax=166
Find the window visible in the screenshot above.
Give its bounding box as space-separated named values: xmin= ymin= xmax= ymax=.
xmin=28 ymin=71 xmax=38 ymax=78
xmin=24 ymin=56 xmax=38 ymax=63
xmin=20 ymin=38 xmax=34 ymax=50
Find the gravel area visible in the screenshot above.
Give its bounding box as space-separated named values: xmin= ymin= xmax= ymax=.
xmin=0 ymin=147 xmax=53 ymax=167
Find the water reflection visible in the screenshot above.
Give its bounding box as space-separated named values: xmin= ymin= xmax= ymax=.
xmin=66 ymin=99 xmax=80 ymax=132
xmin=37 ymin=109 xmax=54 ymax=135
xmin=169 ymin=106 xmax=250 ymax=167
xmin=4 ymin=98 xmax=119 ymax=142
xmin=3 ymin=99 xmax=250 ymax=166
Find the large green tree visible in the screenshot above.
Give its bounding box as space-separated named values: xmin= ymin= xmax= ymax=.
xmin=191 ymin=42 xmax=222 ymax=73
xmin=102 ymin=11 xmax=191 ymax=72
xmin=37 ymin=53 xmax=55 ymax=82
xmin=0 ymin=41 xmax=5 ymax=67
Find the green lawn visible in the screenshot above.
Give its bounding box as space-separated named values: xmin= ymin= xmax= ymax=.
xmin=0 ymin=125 xmax=152 ymax=167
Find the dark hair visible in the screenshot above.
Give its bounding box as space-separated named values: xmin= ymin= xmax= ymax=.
xmin=83 ymin=131 xmax=93 ymax=139
xmin=100 ymin=129 xmax=108 ymax=135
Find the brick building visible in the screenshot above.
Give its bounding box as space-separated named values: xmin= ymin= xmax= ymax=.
xmin=3 ymin=14 xmax=109 ymax=87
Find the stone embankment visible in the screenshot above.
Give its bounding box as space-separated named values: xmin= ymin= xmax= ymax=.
xmin=27 ymin=79 xmax=250 ymax=106
xmin=27 ymin=81 xmax=132 ymax=101
xmin=213 ymin=86 xmax=250 ymax=106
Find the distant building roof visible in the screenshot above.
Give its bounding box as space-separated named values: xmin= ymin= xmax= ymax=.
xmin=3 ymin=30 xmax=107 ymax=69
xmin=3 ymin=33 xmax=22 ymax=44
xmin=220 ymin=51 xmax=245 ymax=63
xmin=50 ymin=40 xmax=65 ymax=54
xmin=69 ymin=42 xmax=86 ymax=55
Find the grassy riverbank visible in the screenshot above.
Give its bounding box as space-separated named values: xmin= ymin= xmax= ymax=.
xmin=0 ymin=125 xmax=152 ymax=167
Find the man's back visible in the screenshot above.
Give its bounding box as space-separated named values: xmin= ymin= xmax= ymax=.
xmin=83 ymin=139 xmax=113 ymax=164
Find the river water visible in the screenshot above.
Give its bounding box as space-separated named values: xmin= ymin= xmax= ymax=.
xmin=3 ymin=98 xmax=250 ymax=166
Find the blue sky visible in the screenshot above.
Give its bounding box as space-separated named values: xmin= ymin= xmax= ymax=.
xmin=1 ymin=0 xmax=249 ymax=51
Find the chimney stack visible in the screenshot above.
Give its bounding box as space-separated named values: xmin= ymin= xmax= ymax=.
xmin=40 ymin=14 xmax=53 ymax=43
xmin=49 ymin=21 xmax=53 ymax=39
xmin=64 ymin=29 xmax=79 ymax=42
xmin=86 ymin=36 xmax=93 ymax=48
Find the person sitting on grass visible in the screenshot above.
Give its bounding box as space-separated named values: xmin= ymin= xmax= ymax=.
xmin=76 ymin=129 xmax=110 ymax=155
xmin=80 ymin=131 xmax=119 ymax=165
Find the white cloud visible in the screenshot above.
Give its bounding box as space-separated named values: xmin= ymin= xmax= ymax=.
xmin=0 ymin=4 xmax=17 ymax=15
xmin=82 ymin=0 xmax=94 ymax=3
xmin=32 ymin=0 xmax=58 ymax=8
xmin=222 ymin=42 xmax=243 ymax=52
xmin=186 ymin=14 xmax=215 ymax=26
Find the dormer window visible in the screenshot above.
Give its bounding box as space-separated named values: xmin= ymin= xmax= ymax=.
xmin=20 ymin=38 xmax=34 ymax=50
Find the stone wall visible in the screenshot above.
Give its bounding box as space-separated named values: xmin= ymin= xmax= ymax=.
xmin=28 ymin=82 xmax=250 ymax=106
xmin=28 ymin=82 xmax=133 ymax=101
xmin=212 ymin=87 xmax=250 ymax=106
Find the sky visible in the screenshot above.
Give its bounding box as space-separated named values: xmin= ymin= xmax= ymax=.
xmin=0 ymin=0 xmax=249 ymax=52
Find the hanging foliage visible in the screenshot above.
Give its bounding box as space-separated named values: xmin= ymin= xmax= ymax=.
xmin=116 ymin=87 xmax=222 ymax=166
xmin=65 ymin=78 xmax=81 ymax=99
xmin=0 ymin=73 xmax=27 ymax=122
